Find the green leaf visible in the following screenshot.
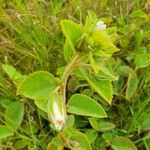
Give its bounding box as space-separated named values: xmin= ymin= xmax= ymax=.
xmin=91 ymin=79 xmax=112 ymax=104
xmin=111 ymin=136 xmax=137 ymax=150
xmin=2 ymin=64 xmax=26 ymax=85
xmin=66 ymin=115 xmax=75 ymax=129
xmin=0 ymin=125 xmax=14 ymax=139
xmin=116 ymin=65 xmax=134 ymax=77
xmin=85 ymin=129 xmax=98 ymax=144
xmin=89 ymin=118 xmax=115 ymax=132
xmin=81 ymin=69 xmax=113 ymax=104
xmin=73 ymin=68 xmax=85 ymax=79
xmin=17 ymin=71 xmax=59 ymax=100
xmin=65 ymin=129 xmax=92 ymax=150
xmin=144 ymin=137 xmax=150 ymax=150
xmin=130 ymin=10 xmax=148 ymax=19
xmin=135 ymin=54 xmax=150 ymax=68
xmin=126 ymin=74 xmax=138 ymax=100
xmin=5 ymin=101 xmax=24 ymax=130
xmin=60 ymin=20 xmax=84 ymax=47
xmin=98 ymin=66 xmax=118 ymax=80
xmin=47 ymin=137 xmax=64 ymax=150
xmin=0 ymin=98 xmax=13 ymax=108
xmin=64 ymin=40 xmax=75 ymax=62
xmin=113 ymin=77 xmax=124 ymax=95
xmin=140 ymin=114 xmax=150 ymax=130
xmin=89 ymin=52 xmax=98 ymax=73
xmin=106 ymin=27 xmax=117 ymax=42
xmin=34 ymin=98 xmax=48 ymax=112
xmin=67 ymin=94 xmax=107 ymax=118
xmin=88 ymin=31 xmax=119 ymax=57
xmin=75 ymin=116 xmax=89 ymax=128
xmin=85 ymin=16 xmax=93 ymax=34
xmin=14 ymin=139 xmax=29 ymax=149
xmin=87 ymin=10 xmax=97 ymax=21
xmin=102 ymin=133 xmax=113 ymax=141
xmin=56 ymin=66 xmax=65 ymax=76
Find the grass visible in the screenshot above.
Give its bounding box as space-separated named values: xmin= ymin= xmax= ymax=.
xmin=0 ymin=0 xmax=150 ymax=149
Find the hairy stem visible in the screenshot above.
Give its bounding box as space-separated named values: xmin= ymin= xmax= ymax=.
xmin=61 ymin=54 xmax=79 ymax=103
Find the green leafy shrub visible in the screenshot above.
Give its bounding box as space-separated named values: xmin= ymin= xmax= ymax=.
xmin=0 ymin=1 xmax=150 ymax=150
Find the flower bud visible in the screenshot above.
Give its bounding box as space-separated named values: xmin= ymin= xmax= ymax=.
xmin=96 ymin=21 xmax=106 ymax=30
xmin=47 ymin=92 xmax=66 ymax=131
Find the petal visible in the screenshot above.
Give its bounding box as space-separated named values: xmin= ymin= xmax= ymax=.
xmin=53 ymin=102 xmax=62 ymax=120
xmin=96 ymin=21 xmax=107 ymax=30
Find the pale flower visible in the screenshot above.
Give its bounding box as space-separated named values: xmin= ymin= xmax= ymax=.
xmin=50 ymin=101 xmax=65 ymax=131
xmin=96 ymin=21 xmax=107 ymax=30
xmin=48 ymin=93 xmax=66 ymax=131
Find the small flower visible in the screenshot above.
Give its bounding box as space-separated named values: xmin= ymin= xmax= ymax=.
xmin=48 ymin=93 xmax=66 ymax=131
xmin=96 ymin=21 xmax=106 ymax=30
xmin=51 ymin=101 xmax=65 ymax=130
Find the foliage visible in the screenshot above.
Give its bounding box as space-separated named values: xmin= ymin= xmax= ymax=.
xmin=0 ymin=0 xmax=150 ymax=149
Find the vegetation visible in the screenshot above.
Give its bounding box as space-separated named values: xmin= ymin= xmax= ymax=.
xmin=0 ymin=0 xmax=150 ymax=149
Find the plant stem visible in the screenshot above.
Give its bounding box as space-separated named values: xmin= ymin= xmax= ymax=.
xmin=61 ymin=54 xmax=79 ymax=103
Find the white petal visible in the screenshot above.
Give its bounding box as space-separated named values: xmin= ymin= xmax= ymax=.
xmin=52 ymin=102 xmax=65 ymax=130
xmin=96 ymin=21 xmax=106 ymax=30
xmin=53 ymin=102 xmax=62 ymax=120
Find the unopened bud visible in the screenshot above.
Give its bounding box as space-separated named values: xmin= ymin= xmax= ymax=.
xmin=48 ymin=92 xmax=66 ymax=131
